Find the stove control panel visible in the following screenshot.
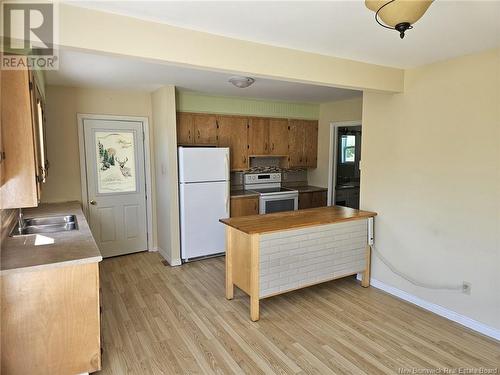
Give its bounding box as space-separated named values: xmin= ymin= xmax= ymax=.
xmin=244 ymin=172 xmax=282 ymax=185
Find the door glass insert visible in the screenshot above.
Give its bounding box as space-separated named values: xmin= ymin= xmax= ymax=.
xmin=340 ymin=135 xmax=356 ymax=163
xmin=95 ymin=131 xmax=137 ymax=193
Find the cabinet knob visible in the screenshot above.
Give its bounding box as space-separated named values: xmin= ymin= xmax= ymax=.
xmin=90 ymin=200 xmax=97 ymax=205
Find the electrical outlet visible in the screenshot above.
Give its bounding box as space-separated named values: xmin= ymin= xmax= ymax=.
xmin=462 ymin=282 xmax=472 ymax=295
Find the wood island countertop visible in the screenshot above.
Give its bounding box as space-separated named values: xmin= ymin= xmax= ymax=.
xmin=220 ymin=205 xmax=377 ymax=235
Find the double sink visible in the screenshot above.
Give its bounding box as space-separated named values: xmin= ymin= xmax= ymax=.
xmin=10 ymin=215 xmax=78 ymax=237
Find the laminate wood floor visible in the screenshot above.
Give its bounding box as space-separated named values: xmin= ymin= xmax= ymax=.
xmin=98 ymin=252 xmax=499 ymax=374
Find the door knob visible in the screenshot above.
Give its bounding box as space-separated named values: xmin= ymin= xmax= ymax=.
xmin=90 ymin=200 xmax=97 ymax=205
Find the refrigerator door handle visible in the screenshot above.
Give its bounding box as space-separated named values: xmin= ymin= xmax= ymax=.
xmin=225 ymin=187 xmax=230 ymax=215
xmin=224 ymin=152 xmax=229 ymax=179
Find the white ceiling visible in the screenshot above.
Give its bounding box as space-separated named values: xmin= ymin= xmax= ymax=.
xmin=66 ymin=0 xmax=500 ymax=69
xmin=46 ymin=49 xmax=362 ymax=102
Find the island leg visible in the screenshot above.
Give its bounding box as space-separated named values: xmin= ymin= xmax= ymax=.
xmin=250 ymin=297 xmax=259 ymax=322
xmin=361 ymin=245 xmax=371 ymax=287
xmin=225 ymin=227 xmax=234 ymax=300
xmin=250 ymin=234 xmax=260 ymax=321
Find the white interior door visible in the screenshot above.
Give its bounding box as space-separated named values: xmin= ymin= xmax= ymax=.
xmin=83 ymin=118 xmax=148 ymax=257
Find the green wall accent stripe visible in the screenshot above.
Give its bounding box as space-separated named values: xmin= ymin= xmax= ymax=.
xmin=176 ymin=91 xmax=320 ymax=120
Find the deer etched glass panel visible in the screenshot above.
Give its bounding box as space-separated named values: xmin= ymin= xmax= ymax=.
xmin=95 ymin=131 xmax=137 ymax=193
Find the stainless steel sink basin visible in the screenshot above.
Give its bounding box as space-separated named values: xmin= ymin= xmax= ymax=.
xmin=10 ymin=215 xmax=78 ymax=237
xmin=24 ymin=215 xmax=76 ymax=226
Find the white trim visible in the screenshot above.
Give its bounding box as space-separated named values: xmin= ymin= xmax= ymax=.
xmin=77 ymin=114 xmax=155 ymax=252
xmin=357 ymin=275 xmax=500 ymax=341
xmin=157 ymin=246 xmax=182 ymax=267
xmin=327 ymin=121 xmax=362 ymax=206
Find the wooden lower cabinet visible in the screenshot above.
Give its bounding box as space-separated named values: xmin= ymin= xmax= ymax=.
xmin=1 ymin=262 xmax=101 ymax=375
xmin=298 ymin=191 xmax=327 ymax=210
xmin=230 ymin=196 xmax=259 ymax=217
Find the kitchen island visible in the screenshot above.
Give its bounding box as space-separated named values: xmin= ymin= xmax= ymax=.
xmin=220 ymin=206 xmax=377 ymax=321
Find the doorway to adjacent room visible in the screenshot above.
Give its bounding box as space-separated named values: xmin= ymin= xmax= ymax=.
xmin=328 ymin=121 xmax=362 ymax=209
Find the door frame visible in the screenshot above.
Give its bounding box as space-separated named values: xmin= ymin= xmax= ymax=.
xmin=327 ymin=120 xmax=362 ymax=206
xmin=77 ymin=113 xmax=154 ymax=251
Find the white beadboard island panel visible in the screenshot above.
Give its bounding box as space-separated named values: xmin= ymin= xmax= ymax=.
xmin=259 ymin=219 xmax=368 ymax=298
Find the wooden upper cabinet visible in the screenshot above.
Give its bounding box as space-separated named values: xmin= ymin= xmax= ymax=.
xmin=193 ymin=114 xmax=217 ymax=144
xmin=0 ymin=64 xmax=39 ymax=209
xmin=176 ymin=112 xmax=318 ymax=170
xmin=304 ymin=120 xmax=318 ymax=168
xmin=288 ymin=119 xmax=306 ymax=168
xmin=217 ymin=116 xmax=248 ymax=171
xmin=288 ymin=119 xmax=318 ymax=168
xmin=268 ymin=118 xmax=289 ymax=156
xmin=248 ymin=117 xmax=269 ymax=155
xmin=177 ymin=112 xmax=218 ymax=145
xmin=176 ymin=112 xmax=194 ymax=144
xmin=0 ymin=68 xmax=3 ymax=188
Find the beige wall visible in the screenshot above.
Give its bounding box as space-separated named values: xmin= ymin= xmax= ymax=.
xmin=151 ymin=86 xmax=181 ymax=266
xmin=43 ymin=86 xmax=157 ymax=246
xmin=43 ymin=86 xmax=153 ymax=203
xmin=362 ymin=49 xmax=500 ymax=329
xmin=308 ymin=97 xmax=363 ymax=187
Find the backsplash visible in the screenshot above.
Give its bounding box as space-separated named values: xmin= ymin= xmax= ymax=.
xmin=231 ymin=169 xmax=307 ymax=190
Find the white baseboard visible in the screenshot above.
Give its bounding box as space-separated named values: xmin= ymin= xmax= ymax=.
xmin=157 ymin=247 xmax=182 ymax=267
xmin=358 ymin=275 xmax=500 ymax=341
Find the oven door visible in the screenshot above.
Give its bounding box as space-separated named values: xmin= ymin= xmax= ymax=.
xmin=259 ymin=193 xmax=298 ymax=214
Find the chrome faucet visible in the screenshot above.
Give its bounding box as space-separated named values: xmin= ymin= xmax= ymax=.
xmin=17 ymin=208 xmax=25 ymax=233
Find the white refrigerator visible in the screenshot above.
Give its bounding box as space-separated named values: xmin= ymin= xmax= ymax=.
xmin=178 ymin=147 xmax=230 ymax=261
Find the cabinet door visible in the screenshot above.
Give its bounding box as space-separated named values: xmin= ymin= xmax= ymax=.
xmin=298 ymin=192 xmax=312 ymax=210
xmin=304 ymin=120 xmax=318 ymax=168
xmin=217 ymin=116 xmax=248 ymax=171
xmin=193 ymin=113 xmax=217 ymax=144
xmin=268 ymin=118 xmax=289 ymax=156
xmin=176 ymin=112 xmax=194 ymax=144
xmin=288 ymin=120 xmax=306 ymax=168
xmin=0 ymin=64 xmax=38 ymax=208
xmin=311 ymin=191 xmax=327 ymax=208
xmin=0 ymin=68 xmax=3 ymax=187
xmin=230 ymin=196 xmax=259 ymax=217
xmin=248 ymin=117 xmax=269 ymax=155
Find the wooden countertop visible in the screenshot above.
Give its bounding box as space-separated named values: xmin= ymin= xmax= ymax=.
xmin=230 ymin=190 xmax=260 ymax=198
xmin=1 ymin=201 xmax=102 ymax=275
xmin=292 ymin=185 xmax=328 ymax=193
xmin=220 ymin=205 xmax=377 ymax=234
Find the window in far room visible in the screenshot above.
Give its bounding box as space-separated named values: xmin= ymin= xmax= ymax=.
xmin=340 ymin=135 xmax=356 ymax=163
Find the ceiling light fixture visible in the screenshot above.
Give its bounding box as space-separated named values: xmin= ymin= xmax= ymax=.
xmin=228 ymin=76 xmax=255 ymax=88
xmin=365 ymin=0 xmax=433 ymax=39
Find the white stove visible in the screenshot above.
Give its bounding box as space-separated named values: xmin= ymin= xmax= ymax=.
xmin=244 ymin=173 xmax=298 ymax=214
